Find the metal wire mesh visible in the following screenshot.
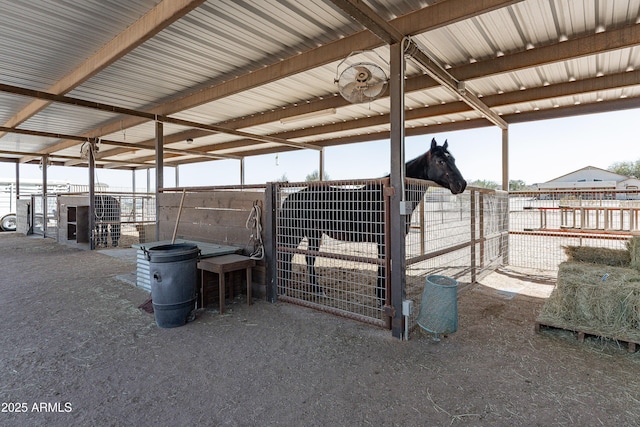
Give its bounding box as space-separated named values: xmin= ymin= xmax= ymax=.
xmin=29 ymin=194 xmax=56 ymax=237
xmin=273 ymin=179 xmax=508 ymax=332
xmin=94 ymin=192 xmax=156 ymax=248
xmin=509 ymin=190 xmax=640 ymax=270
xmin=274 ymin=179 xmax=389 ymax=326
xmin=405 ymin=182 xmax=508 ymax=334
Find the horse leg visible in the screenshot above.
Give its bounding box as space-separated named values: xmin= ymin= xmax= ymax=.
xmin=279 ymin=220 xmax=303 ymax=295
xmin=280 ymin=249 xmax=294 ymax=295
xmin=111 ymin=222 xmax=120 ymax=247
xmin=96 ymin=223 xmax=106 ymax=247
xmin=376 ymin=242 xmax=386 ymax=304
xmin=306 ymin=235 xmax=323 ymax=295
xmin=101 ymin=224 xmax=108 ymax=247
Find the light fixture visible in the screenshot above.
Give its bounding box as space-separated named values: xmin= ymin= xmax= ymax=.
xmin=186 ymin=138 xmax=193 ymax=144
xmin=457 ymin=81 xmax=466 ymax=96
xmin=280 ymin=108 xmax=336 ymax=124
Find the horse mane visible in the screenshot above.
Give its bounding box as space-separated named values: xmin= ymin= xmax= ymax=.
xmin=404 ymin=153 xmax=430 ymax=180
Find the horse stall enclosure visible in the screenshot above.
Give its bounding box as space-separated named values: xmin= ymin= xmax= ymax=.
xmin=56 ymin=192 xmax=156 ymax=249
xmin=270 ymin=179 xmax=508 ymax=333
xmin=509 ymin=189 xmax=640 ymax=270
xmin=404 ymin=180 xmax=509 ymax=332
xmin=157 ymin=187 xmax=267 ymax=301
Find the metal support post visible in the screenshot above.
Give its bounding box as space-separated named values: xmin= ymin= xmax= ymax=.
xmin=155 ymin=120 xmax=163 ymax=242
xmin=389 ymin=41 xmax=406 ymax=339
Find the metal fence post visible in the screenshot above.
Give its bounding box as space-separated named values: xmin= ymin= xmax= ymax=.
xmin=470 ymin=189 xmax=477 ymax=283
xmin=264 ymin=182 xmax=277 ymax=303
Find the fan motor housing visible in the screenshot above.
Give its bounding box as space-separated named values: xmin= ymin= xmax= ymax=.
xmin=337 ymin=61 xmax=388 ymax=104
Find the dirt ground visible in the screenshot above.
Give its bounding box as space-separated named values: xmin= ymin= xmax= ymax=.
xmin=1 ymin=233 xmax=639 ymax=426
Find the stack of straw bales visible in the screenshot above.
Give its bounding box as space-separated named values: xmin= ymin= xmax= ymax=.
xmin=537 ymin=238 xmax=640 ymax=342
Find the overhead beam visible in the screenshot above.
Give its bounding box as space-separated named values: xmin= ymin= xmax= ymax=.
xmin=98 ymin=140 xmax=241 ymax=160
xmin=38 ymin=0 xmax=521 ymax=158
xmin=153 ymin=67 xmax=640 ymax=157
xmin=0 ymin=148 xmax=149 ymax=167
xmin=0 ymin=0 xmax=206 ymax=137
xmin=0 ymin=125 xmax=238 ymax=160
xmin=0 ymin=83 xmax=318 ymax=153
xmin=197 ymin=23 xmax=640 ymax=133
xmin=453 ymin=24 xmax=640 ymax=81
xmin=188 ymin=96 xmax=640 ymax=161
xmin=330 ymin=0 xmax=507 ymax=129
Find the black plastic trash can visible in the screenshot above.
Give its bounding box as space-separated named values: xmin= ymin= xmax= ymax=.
xmin=146 ymin=243 xmax=199 ymax=328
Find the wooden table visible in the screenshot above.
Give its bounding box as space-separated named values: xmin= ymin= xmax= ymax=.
xmin=197 ymin=254 xmax=256 ymax=314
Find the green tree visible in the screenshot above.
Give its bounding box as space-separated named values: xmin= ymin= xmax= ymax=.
xmin=305 ymin=170 xmax=330 ymax=181
xmin=469 ymin=179 xmax=500 ymax=189
xmin=608 ymin=160 xmax=640 ymax=178
xmin=509 ymin=179 xmax=527 ymax=191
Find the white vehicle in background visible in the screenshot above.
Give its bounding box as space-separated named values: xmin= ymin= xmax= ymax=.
xmin=0 ymin=179 xmax=72 ymax=231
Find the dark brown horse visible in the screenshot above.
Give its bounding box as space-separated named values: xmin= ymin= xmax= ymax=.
xmin=95 ymin=195 xmax=121 ymax=247
xmin=279 ymin=138 xmax=466 ymax=303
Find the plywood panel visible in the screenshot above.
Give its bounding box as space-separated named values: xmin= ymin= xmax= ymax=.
xmin=157 ymin=190 xmax=265 ymax=248
xmin=160 ymin=191 xmax=264 ymax=210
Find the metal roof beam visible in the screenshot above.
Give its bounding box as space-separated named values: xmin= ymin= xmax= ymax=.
xmin=0 ymin=0 xmax=206 ymax=138
xmin=0 ymin=148 xmax=149 ymax=167
xmin=213 ymin=96 xmax=640 ymax=160
xmin=330 ymin=0 xmax=507 ymax=129
xmin=51 ymin=0 xmax=520 ymax=158
xmin=0 ymin=124 xmax=239 ymax=163
xmin=0 ymin=83 xmax=320 ymax=154
xmin=213 ymin=26 xmax=640 ymax=143
xmin=454 ymin=24 xmax=640 ymax=81
xmin=183 ymin=22 xmax=640 ymax=134
xmin=187 ymin=69 xmax=640 ymax=154
xmin=98 ymin=140 xmax=241 ymax=161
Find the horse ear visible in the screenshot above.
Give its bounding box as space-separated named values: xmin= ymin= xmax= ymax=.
xmin=443 ymin=140 xmax=448 ymax=150
xmin=430 ymin=138 xmax=437 ymax=149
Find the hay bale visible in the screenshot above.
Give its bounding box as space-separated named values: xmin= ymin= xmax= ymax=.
xmin=563 ymin=245 xmax=630 ymax=267
xmin=628 ymin=237 xmax=640 ymax=272
xmin=538 ymin=262 xmax=640 ymax=341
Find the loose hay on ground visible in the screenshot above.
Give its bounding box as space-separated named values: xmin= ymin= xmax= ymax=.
xmin=538 ymin=262 xmax=640 ymax=342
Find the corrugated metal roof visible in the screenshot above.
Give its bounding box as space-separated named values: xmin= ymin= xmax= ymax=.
xmin=0 ymin=0 xmax=638 ymax=170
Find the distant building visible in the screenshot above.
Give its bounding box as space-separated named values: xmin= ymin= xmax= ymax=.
xmin=534 ymin=166 xmax=640 ymax=199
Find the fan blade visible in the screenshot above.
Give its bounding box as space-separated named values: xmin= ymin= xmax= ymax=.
xmin=364 ymin=81 xmax=387 ymax=98
xmin=340 ymin=81 xmax=357 ymax=96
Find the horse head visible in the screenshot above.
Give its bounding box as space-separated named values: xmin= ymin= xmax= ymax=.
xmin=408 ymin=138 xmax=467 ymax=194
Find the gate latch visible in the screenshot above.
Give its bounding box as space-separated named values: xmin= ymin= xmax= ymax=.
xmin=383 ymin=304 xmax=395 ymax=317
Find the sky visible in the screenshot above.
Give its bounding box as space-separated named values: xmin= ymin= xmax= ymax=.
xmin=1 ymin=108 xmax=638 ymax=190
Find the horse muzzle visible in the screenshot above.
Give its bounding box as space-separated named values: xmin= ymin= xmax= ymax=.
xmin=450 ymin=180 xmax=467 ymax=194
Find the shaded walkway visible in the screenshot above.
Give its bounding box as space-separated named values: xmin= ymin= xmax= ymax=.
xmin=1 ymin=234 xmax=639 ymax=426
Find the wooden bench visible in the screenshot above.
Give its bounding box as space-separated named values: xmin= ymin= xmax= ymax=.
xmin=197 ymin=254 xmax=256 ymax=314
